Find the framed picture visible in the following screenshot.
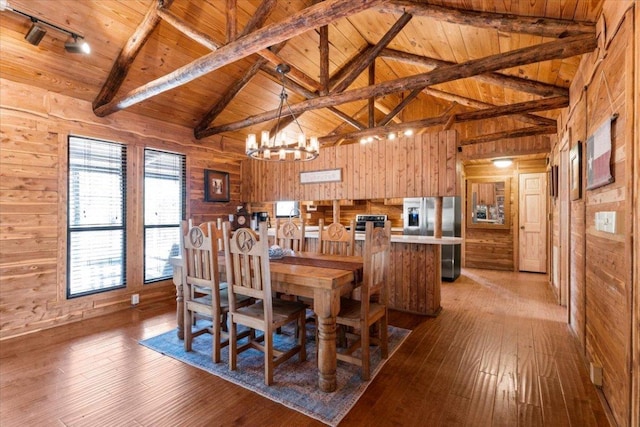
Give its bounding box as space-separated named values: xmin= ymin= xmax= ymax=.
xmin=586 ymin=115 xmax=615 ymax=190
xmin=570 ymin=142 xmax=582 ymax=200
xmin=204 ymin=169 xmax=230 ymax=202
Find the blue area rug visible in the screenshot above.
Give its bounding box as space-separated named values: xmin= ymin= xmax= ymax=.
xmin=140 ymin=319 xmax=410 ymax=426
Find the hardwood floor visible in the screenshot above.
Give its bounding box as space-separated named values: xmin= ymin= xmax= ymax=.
xmin=0 ymin=269 xmax=610 ymax=426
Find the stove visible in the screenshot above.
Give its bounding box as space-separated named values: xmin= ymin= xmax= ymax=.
xmin=355 ymin=214 xmax=388 ymax=232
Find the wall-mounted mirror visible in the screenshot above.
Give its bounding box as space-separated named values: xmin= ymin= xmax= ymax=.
xmin=466 ymin=178 xmax=510 ymax=229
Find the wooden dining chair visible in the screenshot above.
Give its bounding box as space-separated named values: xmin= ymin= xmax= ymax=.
xmin=335 ymin=220 xmax=391 ymax=380
xmin=223 ymin=222 xmax=307 ymax=386
xmin=317 ymin=219 xmax=356 ymax=256
xmin=181 ymin=220 xmax=250 ymax=363
xmin=274 ymin=218 xmax=306 ymax=251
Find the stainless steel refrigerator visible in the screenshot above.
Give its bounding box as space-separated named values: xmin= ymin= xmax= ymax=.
xmin=403 ymin=197 xmax=461 ymax=281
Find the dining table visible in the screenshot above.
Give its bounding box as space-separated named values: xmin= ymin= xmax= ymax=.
xmin=170 ymin=251 xmax=363 ymax=393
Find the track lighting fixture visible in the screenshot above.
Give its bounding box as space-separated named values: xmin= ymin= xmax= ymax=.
xmin=24 ymin=20 xmax=46 ymax=46
xmin=64 ymin=35 xmax=91 ymax=54
xmin=2 ymin=2 xmax=91 ymax=54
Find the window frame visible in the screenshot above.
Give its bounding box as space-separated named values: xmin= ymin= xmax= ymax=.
xmin=143 ymin=148 xmax=186 ymax=284
xmin=67 ymin=136 xmax=127 ymax=298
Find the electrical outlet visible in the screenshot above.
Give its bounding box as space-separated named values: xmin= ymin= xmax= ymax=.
xmin=131 ymin=294 xmax=139 ymax=305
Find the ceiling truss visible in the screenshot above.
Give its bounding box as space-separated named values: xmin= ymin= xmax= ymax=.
xmin=91 ymin=0 xmax=597 ymax=150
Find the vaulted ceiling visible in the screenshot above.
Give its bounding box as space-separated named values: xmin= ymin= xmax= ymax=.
xmin=0 ymin=0 xmax=603 ymax=158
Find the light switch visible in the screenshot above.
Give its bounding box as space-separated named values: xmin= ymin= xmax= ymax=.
xmin=595 ymin=211 xmax=617 ymax=234
xmin=605 ymin=211 xmax=617 ymax=233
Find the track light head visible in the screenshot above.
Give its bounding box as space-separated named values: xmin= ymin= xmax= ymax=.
xmin=64 ymin=35 xmax=90 ymax=54
xmin=24 ymin=21 xmax=46 ymax=46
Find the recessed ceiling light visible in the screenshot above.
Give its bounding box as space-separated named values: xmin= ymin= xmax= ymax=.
xmin=493 ymin=158 xmax=513 ymax=168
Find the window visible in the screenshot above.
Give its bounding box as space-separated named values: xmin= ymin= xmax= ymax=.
xmin=144 ymin=149 xmax=186 ymax=283
xmin=275 ymin=201 xmax=300 ymax=218
xmin=68 ymin=136 xmax=126 ymax=297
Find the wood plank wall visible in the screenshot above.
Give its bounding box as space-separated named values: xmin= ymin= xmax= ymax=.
xmin=0 ymin=79 xmax=245 ymax=340
xmin=554 ymin=3 xmax=636 ymax=426
xmin=242 ymin=131 xmax=458 ymax=202
xmin=462 ymin=159 xmax=546 ymax=271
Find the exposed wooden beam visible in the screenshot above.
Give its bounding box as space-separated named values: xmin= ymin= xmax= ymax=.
xmin=194 ymin=43 xmax=286 ymax=135
xmin=321 ymin=97 xmax=562 ymax=145
xmin=373 ymin=101 xmax=402 ymax=124
xmin=92 ymin=0 xmax=174 ymax=111
xmin=320 ymin=114 xmax=449 ymax=145
xmin=420 ymin=86 xmax=556 ymax=127
xmin=327 ymin=107 xmax=367 ymax=131
xmin=379 ymin=87 xmax=421 ymax=126
xmin=93 ymin=0 xmax=384 ymax=117
xmin=379 ymin=48 xmax=568 ymax=98
xmin=329 ymin=103 xmax=371 ymax=137
xmin=158 ymin=8 xmax=220 ymax=48
xmin=331 ymin=12 xmax=412 ymax=93
xmin=454 ymin=95 xmax=568 ymax=123
xmin=418 ymin=101 xmax=459 ymax=134
xmin=161 ymin=4 xmax=318 ymax=94
xmin=199 ymin=59 xmax=366 ymax=137
xmin=238 ymin=0 xmax=277 ymax=38
xmin=198 ymin=33 xmax=596 ymax=137
xmin=459 ymin=125 xmax=558 ymax=145
xmin=329 ymin=45 xmax=369 ymax=89
xmin=368 ymin=62 xmax=375 ymax=128
xmin=226 ymin=0 xmax=237 ymax=42
xmin=257 ymin=48 xmax=321 ymax=92
xmin=319 ymin=24 xmax=329 ymax=95
xmin=378 ymin=0 xmax=595 ymax=37
xmin=163 ymin=0 xmax=278 ymax=135
xmin=443 ymin=105 xmax=458 ymax=131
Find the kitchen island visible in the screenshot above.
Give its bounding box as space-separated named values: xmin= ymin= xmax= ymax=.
xmin=300 ymin=231 xmax=462 ymax=316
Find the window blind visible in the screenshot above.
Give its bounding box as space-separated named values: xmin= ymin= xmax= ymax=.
xmin=67 ymin=136 xmax=126 ymax=297
xmin=143 ymin=149 xmax=186 ymax=283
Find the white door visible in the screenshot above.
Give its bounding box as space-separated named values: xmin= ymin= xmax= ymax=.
xmin=519 ymin=173 xmax=547 ymax=273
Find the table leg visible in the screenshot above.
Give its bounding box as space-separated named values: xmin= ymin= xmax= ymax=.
xmin=314 ymin=289 xmax=340 ymax=392
xmin=175 ymin=284 xmax=184 ymax=340
xmin=172 ymin=267 xmax=184 ymax=340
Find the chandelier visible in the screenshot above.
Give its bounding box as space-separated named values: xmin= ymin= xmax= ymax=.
xmin=245 ymin=64 xmax=319 ymax=161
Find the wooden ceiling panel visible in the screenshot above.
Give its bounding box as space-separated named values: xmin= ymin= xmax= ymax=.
xmin=0 ymin=0 xmax=603 ymax=159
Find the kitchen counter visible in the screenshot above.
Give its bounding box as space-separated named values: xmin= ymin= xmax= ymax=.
xmin=268 ymin=227 xmax=462 ymax=245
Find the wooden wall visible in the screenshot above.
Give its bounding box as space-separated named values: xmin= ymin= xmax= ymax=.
xmin=0 ymin=79 xmax=245 ymax=340
xmin=242 ymin=131 xmax=458 ymax=202
xmin=462 ymin=159 xmax=547 ymax=271
xmin=553 ymin=2 xmax=637 ymax=425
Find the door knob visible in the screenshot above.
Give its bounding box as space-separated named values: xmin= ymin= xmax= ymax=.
xmin=520 ymin=226 xmax=525 ymax=229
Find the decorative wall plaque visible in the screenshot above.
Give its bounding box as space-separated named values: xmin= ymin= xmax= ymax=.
xmin=300 ymin=168 xmax=342 ymax=184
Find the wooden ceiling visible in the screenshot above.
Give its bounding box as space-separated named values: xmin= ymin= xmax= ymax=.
xmin=0 ymin=0 xmax=603 ymax=158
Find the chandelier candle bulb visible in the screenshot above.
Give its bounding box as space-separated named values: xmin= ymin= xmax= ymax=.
xmin=261 ymin=130 xmax=269 ymax=147
xmin=247 ymin=134 xmax=257 ymax=151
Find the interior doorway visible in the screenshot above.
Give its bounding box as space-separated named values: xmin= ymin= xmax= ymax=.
xmin=519 ymin=172 xmax=547 ymax=273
